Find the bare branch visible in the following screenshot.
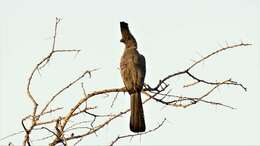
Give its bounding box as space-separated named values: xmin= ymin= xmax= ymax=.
xmin=49 ymin=95 xmax=153 ymax=145
xmin=110 ymin=92 xmax=119 ymax=108
xmin=110 ymin=118 xmax=167 ymax=146
xmin=0 ymin=131 xmax=24 ymax=142
xmin=41 ymin=127 xmax=66 ymax=146
xmin=40 ymin=69 xmax=97 ymax=115
xmin=187 ymin=42 xmax=252 ymax=70
xmin=12 ymin=18 xmax=250 ymax=146
xmin=38 ymin=17 xmax=61 ymax=70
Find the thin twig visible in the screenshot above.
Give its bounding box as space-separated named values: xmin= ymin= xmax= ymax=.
xmin=19 ymin=17 xmax=251 ymax=146
xmin=110 ymin=118 xmax=167 ymax=146
xmin=110 ymin=92 xmax=119 ymax=108
xmin=40 ymin=69 xmax=97 ymax=115
xmin=187 ymin=42 xmax=252 ymax=70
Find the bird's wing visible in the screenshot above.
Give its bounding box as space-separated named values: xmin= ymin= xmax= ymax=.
xmin=134 ymin=53 xmax=146 ymax=91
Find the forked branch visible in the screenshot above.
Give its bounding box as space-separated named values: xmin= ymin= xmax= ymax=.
xmin=0 ymin=18 xmax=251 ymax=146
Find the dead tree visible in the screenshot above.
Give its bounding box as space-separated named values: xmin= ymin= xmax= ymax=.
xmin=1 ymin=18 xmax=251 ymax=146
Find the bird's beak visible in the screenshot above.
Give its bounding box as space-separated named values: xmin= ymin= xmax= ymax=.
xmin=120 ymin=38 xmax=125 ymax=43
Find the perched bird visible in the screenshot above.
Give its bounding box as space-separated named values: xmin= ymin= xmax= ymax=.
xmin=119 ymin=22 xmax=146 ymax=132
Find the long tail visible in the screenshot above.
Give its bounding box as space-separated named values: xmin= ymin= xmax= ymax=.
xmin=130 ymin=92 xmax=146 ymax=132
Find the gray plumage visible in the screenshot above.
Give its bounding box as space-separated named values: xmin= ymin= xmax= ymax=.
xmin=120 ymin=22 xmax=146 ymax=132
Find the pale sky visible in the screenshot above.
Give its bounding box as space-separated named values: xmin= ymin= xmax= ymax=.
xmin=1 ymin=0 xmax=260 ymax=145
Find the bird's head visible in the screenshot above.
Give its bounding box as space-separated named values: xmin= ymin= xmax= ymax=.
xmin=120 ymin=21 xmax=137 ymax=49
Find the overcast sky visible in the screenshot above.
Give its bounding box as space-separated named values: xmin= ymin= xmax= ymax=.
xmin=1 ymin=0 xmax=260 ymax=145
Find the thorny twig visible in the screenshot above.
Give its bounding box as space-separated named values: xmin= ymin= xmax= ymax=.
xmin=21 ymin=17 xmax=82 ymax=146
xmin=110 ymin=92 xmax=119 ymax=108
xmin=110 ymin=118 xmax=167 ymax=146
xmin=142 ymin=42 xmax=251 ymax=109
xmin=0 ymin=18 xmax=251 ymax=146
xmin=49 ymin=96 xmax=153 ymax=145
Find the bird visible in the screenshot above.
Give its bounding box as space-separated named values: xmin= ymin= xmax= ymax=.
xmin=119 ymin=22 xmax=146 ymax=132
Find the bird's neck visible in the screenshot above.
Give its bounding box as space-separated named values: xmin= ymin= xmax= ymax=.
xmin=125 ymin=46 xmax=137 ymax=50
